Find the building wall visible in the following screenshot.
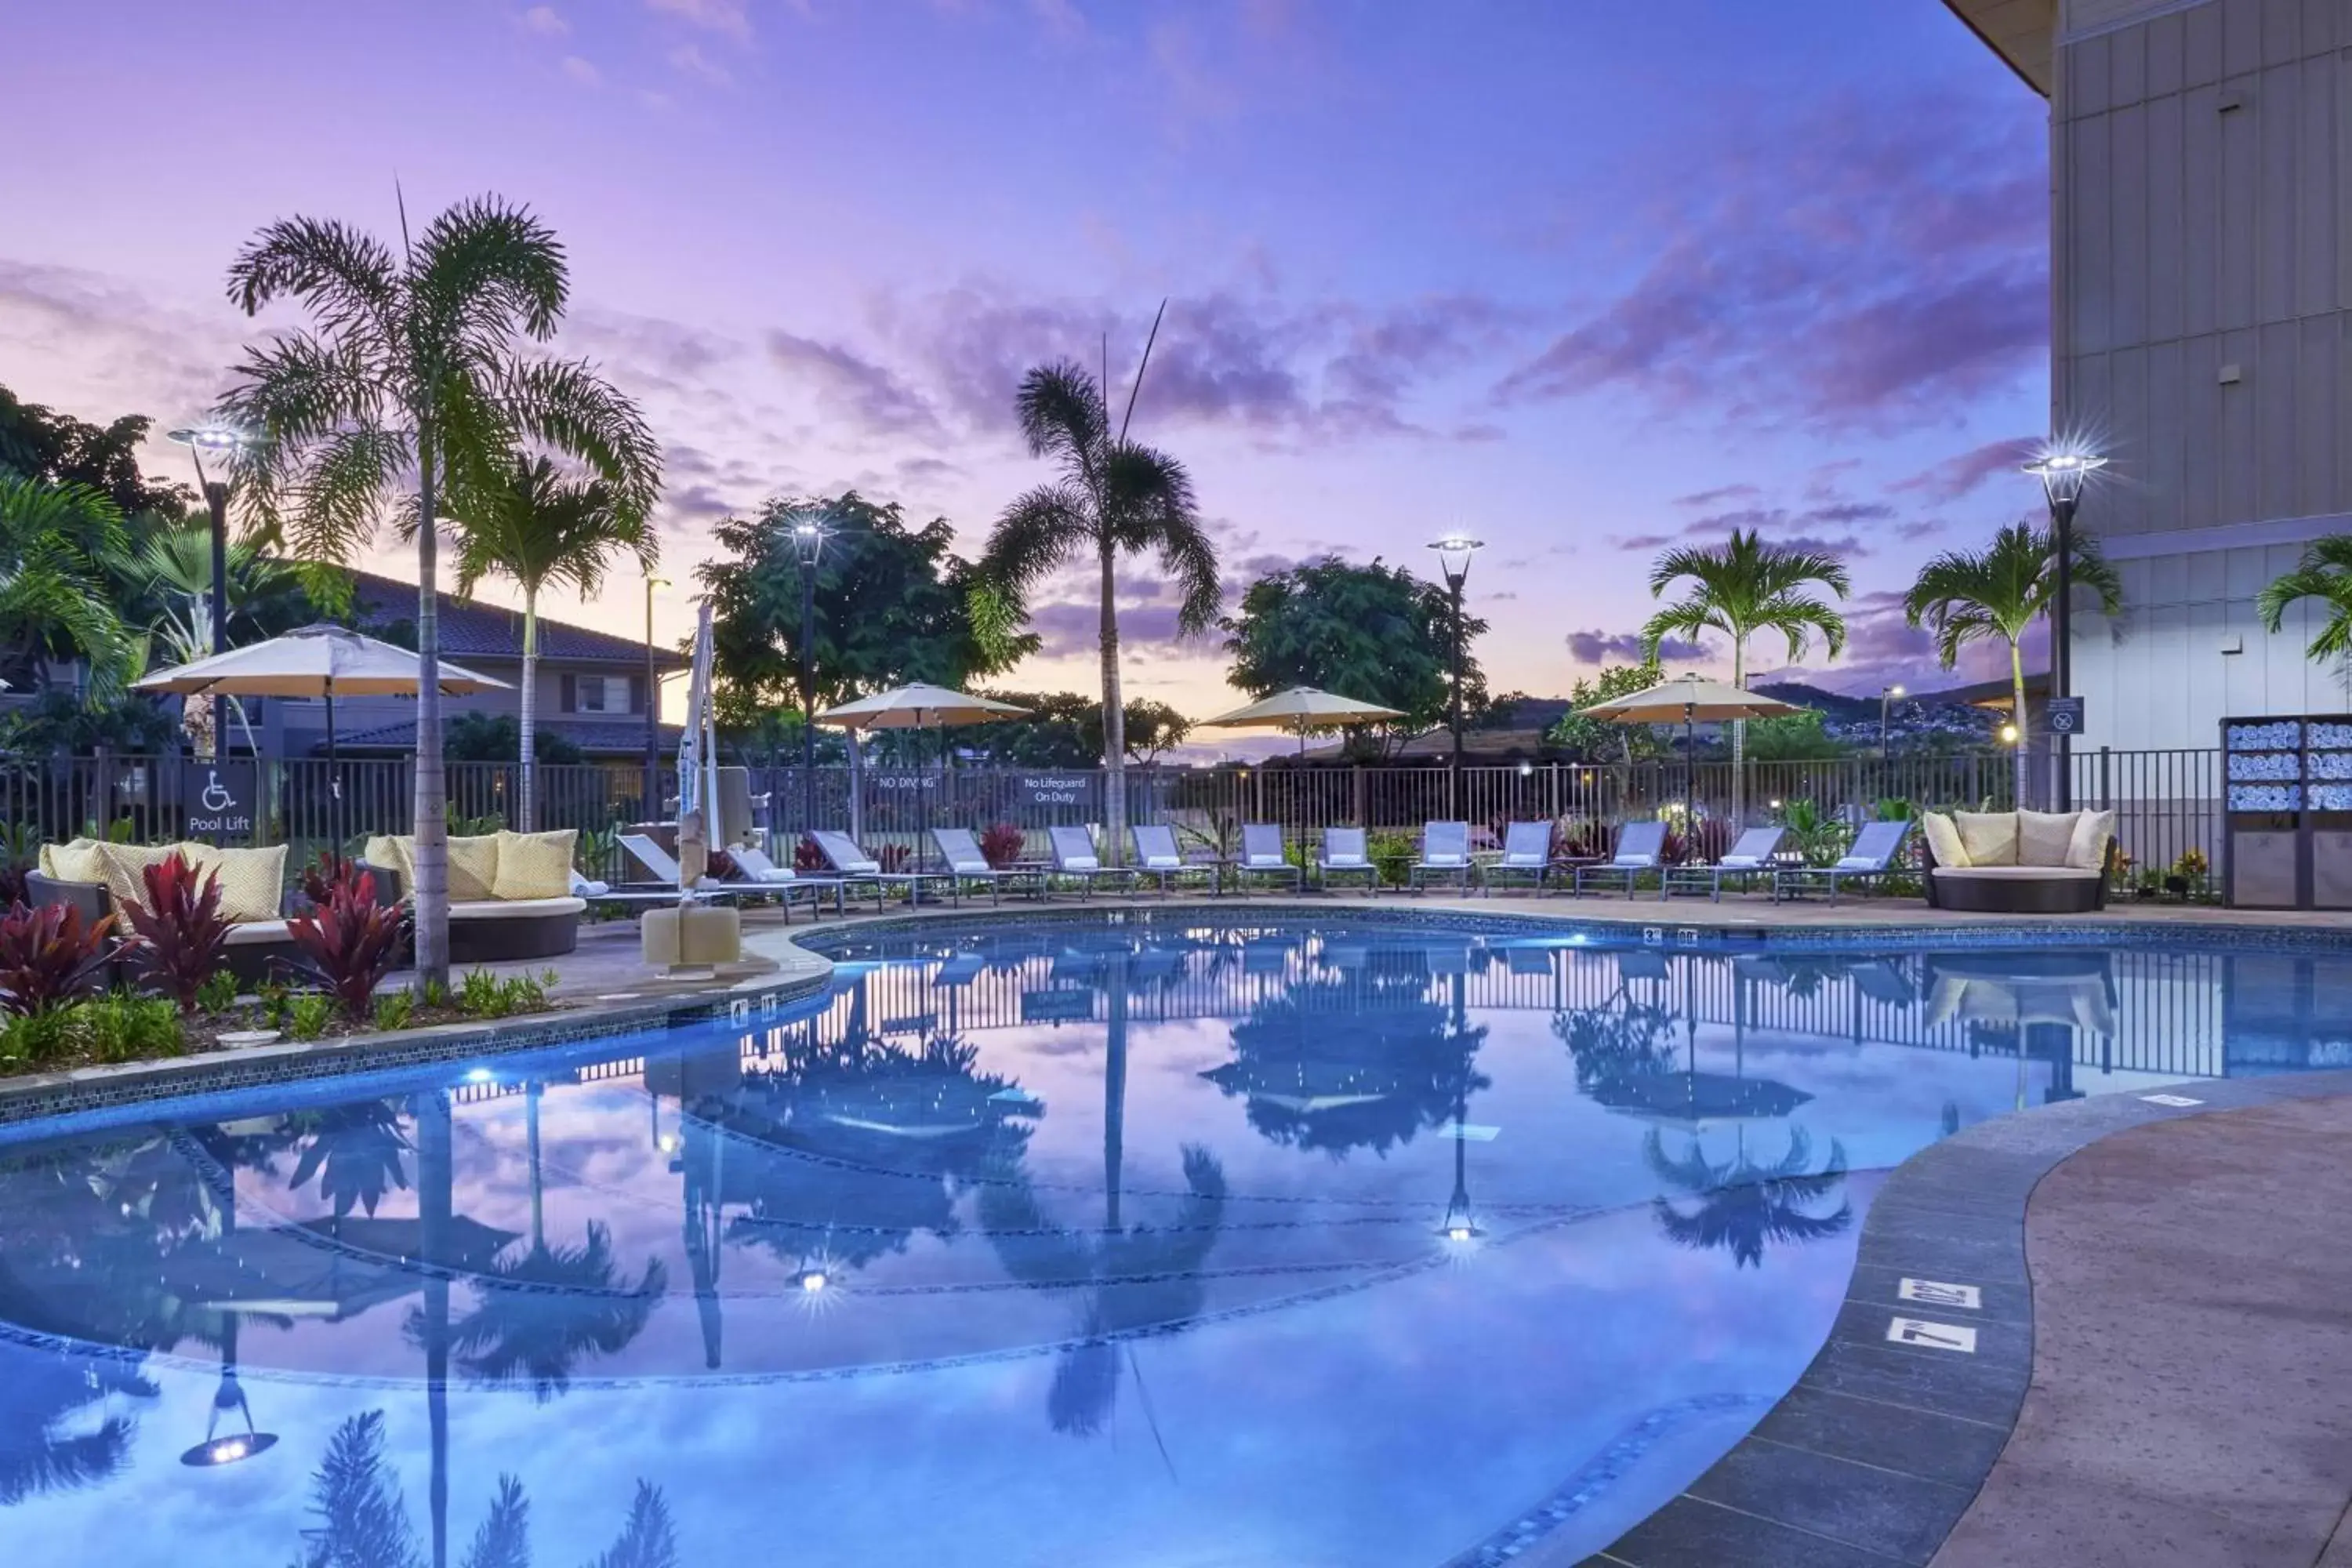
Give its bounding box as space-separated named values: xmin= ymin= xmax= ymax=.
xmin=2056 ymin=0 xmax=2352 ymax=745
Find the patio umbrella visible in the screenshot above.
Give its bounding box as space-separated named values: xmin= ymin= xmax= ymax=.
xmin=1579 ymin=673 xmax=1801 ymax=815
xmin=1200 ymin=685 xmax=1405 ymax=760
xmin=132 ymin=622 xmax=509 ymax=763
xmin=817 ymin=684 xmax=1032 ymax=867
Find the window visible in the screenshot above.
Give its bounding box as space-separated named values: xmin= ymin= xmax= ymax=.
xmin=566 ymin=675 xmax=639 ymax=714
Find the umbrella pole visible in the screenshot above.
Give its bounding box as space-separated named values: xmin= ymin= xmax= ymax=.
xmin=326 ymin=681 xmax=339 ymax=851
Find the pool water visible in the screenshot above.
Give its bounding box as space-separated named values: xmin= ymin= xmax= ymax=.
xmin=2 ymin=920 xmax=2346 ymax=1566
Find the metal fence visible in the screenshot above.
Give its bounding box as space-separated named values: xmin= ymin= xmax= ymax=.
xmin=0 ymin=748 xmax=2223 ymax=884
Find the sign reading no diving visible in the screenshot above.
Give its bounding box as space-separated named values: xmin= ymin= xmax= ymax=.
xmin=2045 ymin=696 xmax=2086 ymax=736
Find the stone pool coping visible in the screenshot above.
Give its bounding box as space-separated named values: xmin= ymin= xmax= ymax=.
xmin=1570 ymin=1065 xmax=2352 ymax=1567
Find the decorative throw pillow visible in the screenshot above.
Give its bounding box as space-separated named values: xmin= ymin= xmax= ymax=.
xmin=2016 ymin=809 xmax=2078 ymax=867
xmin=1920 ymin=811 xmax=1969 ymax=868
xmin=2066 ymin=808 xmax=2118 ymax=870
xmin=93 ymin=842 xmax=192 ymax=916
xmin=492 ymin=829 xmax=577 ymax=901
xmin=39 ymin=837 xmax=110 ymax=884
xmin=1954 ymin=811 xmax=2020 ymax=867
xmin=364 ymin=835 xmax=416 ymax=898
xmin=183 ymin=844 xmax=289 ymax=924
xmin=445 ymin=833 xmax=502 ymax=903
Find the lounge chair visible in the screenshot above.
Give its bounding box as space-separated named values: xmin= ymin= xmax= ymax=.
xmin=1410 ymin=822 xmax=1474 ymax=893
xmin=1572 ymin=821 xmax=1668 ymax=898
xmin=1774 ymin=820 xmax=1914 ymax=904
xmin=1048 ymin=826 xmax=1137 ymax=898
xmin=1130 ymin=825 xmax=1208 ymax=895
xmin=810 ymin=830 xmax=930 ymax=909
xmin=1663 ymin=826 xmax=1785 ymax=902
xmin=1230 ymin=824 xmax=1303 ymax=894
xmin=728 ymin=844 xmax=849 ymax=916
xmin=1317 ymin=826 xmax=1380 ymax=895
xmin=931 ymin=828 xmax=1042 ymax=906
xmin=615 ymin=835 xmax=734 ymax=905
xmin=1484 ymin=821 xmax=1562 ymax=896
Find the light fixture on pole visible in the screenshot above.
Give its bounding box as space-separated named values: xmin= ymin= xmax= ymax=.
xmin=165 ymin=424 xmax=251 ymax=656
xmin=2023 ymin=445 xmax=2106 ymax=808
xmin=1879 ymin=684 xmax=1904 ymax=762
xmin=793 ymin=511 xmax=828 ymax=837
xmin=1426 ymin=535 xmax=1483 ymax=766
xmin=642 ymin=575 xmax=668 ymax=818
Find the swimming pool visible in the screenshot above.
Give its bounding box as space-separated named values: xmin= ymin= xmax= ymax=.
xmin=2 ymin=916 xmax=2346 ymax=1566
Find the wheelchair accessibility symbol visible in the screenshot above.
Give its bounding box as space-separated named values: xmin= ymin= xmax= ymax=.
xmin=201 ymin=771 xmax=235 ymax=812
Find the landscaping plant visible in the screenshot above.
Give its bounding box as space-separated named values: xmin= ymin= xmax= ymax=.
xmin=0 ymin=1007 xmax=78 ymax=1066
xmin=287 ymin=992 xmax=335 ymax=1041
xmin=794 ymin=834 xmax=826 ymax=873
xmin=979 ymin=822 xmax=1025 ymax=869
xmin=122 ymin=856 xmax=235 ymax=1014
xmin=195 ymin=968 xmax=241 ymax=1016
xmin=78 ymin=993 xmax=183 ymax=1063
xmin=0 ymin=823 xmax=40 ymax=907
xmin=288 ymin=862 xmax=408 ymax=1022
xmin=372 ymin=990 xmax=416 ymax=1031
xmin=0 ymin=902 xmax=118 ymax=1017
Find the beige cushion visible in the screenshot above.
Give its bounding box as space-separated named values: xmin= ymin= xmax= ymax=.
xmin=445 ymin=834 xmax=500 ymax=902
xmin=1919 ymin=811 xmax=1969 ymax=868
xmin=364 ymin=835 xmax=416 ymax=894
xmin=641 ymin=903 xmax=739 ymax=967
xmin=492 ymin=829 xmax=576 ymax=901
xmin=449 ymin=896 xmax=586 ymax=920
xmin=1954 ymin=811 xmax=2019 ymax=866
xmin=2067 ymin=808 xmax=2117 ymax=870
xmin=39 ymin=837 xmax=110 ymax=884
xmin=93 ymin=842 xmax=192 ymax=916
xmin=223 ymin=919 xmax=292 ymax=946
xmin=2016 ymin=809 xmax=2078 ymax=867
xmin=183 ymin=844 xmax=287 ymax=924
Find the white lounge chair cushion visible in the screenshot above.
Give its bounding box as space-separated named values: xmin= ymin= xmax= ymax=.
xmin=1954 ymin=811 xmax=2019 ymax=866
xmin=1144 ymin=855 xmax=1181 ymax=869
xmin=2016 ymin=809 xmax=2079 ymax=867
xmin=569 ymin=872 xmax=612 ymax=898
xmin=1243 ymin=855 xmax=1287 ymax=869
xmin=448 ymin=897 xmax=588 ymax=920
xmin=1325 ymin=856 xmax=1370 ymax=869
xmin=223 ymin=920 xmax=291 ymax=946
xmin=1424 ymin=853 xmax=1463 ymax=866
xmin=1833 ymin=855 xmax=1884 ymax=871
xmin=1062 ymin=855 xmax=1099 ymax=871
xmin=1718 ymin=855 xmax=1765 ymax=869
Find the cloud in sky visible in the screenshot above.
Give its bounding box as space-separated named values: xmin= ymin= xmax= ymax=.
xmin=647 ymin=0 xmax=752 ymax=43
xmin=520 ymin=5 xmax=569 ymax=36
xmin=1566 ymin=630 xmax=1709 ymax=666
xmin=1889 ymin=436 xmax=2038 ymax=503
xmin=766 ymin=329 xmax=946 ymax=442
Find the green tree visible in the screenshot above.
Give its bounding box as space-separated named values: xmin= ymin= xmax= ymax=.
xmin=0 ymin=474 xmax=135 ymax=700
xmin=119 ymin=521 xmax=305 ymax=756
xmin=979 ymin=361 xmax=1219 ymax=859
xmin=217 ymin=194 xmax=661 ymax=991
xmin=1642 ymin=528 xmax=1850 ymax=817
xmin=700 ymin=492 xmax=1033 ymax=732
xmin=1739 ymin=707 xmax=1850 ymax=762
xmin=0 ymin=385 xmax=190 ymax=518
xmin=448 ymin=456 xmax=657 ymax=829
xmin=1221 ymin=555 xmax=1483 ymax=757
xmin=2256 ymin=535 xmax=2352 ymax=665
xmin=1902 ymin=521 xmax=2122 ymax=804
xmin=1546 ymin=659 xmax=1668 ymax=762
xmin=966 ymin=690 xmax=1190 ymax=765
xmin=444 ymin=711 xmax=583 ymax=765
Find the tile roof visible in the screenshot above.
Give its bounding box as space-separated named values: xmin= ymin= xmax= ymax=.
xmin=318 ymin=717 xmax=682 ymax=757
xmin=349 ymin=571 xmax=688 ymax=670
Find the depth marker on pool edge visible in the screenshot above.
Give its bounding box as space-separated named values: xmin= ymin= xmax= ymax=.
xmin=1899 ymin=1278 xmax=1981 ymax=1311
xmin=2140 ymin=1093 xmax=2205 ymax=1107
xmin=1888 ymin=1318 xmax=1977 ymax=1353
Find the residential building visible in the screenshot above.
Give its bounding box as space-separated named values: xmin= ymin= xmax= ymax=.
xmin=1949 ymin=0 xmax=2352 ymax=750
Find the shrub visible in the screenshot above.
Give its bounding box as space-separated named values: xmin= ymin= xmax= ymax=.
xmin=372 ymin=990 xmax=416 ymax=1032
xmin=287 ymin=862 xmax=408 ymax=1022
xmin=875 ymin=843 xmax=912 ymax=874
xmin=0 ymin=824 xmax=39 ymax=908
xmin=79 ymin=993 xmax=183 ymax=1063
xmin=793 ymin=834 xmax=826 ymax=873
xmin=256 ymin=979 xmax=292 ymax=1029
xmin=195 ymin=969 xmax=241 ymax=1016
xmin=453 ymin=968 xmax=550 ymax=1020
xmin=978 ymin=822 xmax=1025 ymax=869
xmin=0 ymin=1007 xmax=78 ymax=1065
xmin=1664 ymin=816 xmax=1733 ymax=866
xmin=1552 ymin=818 xmax=1610 ymax=861
xmin=1366 ymin=830 xmax=1417 ymax=887
xmin=122 ymin=856 xmax=234 ymax=1014
xmin=704 ymin=847 xmax=739 ymax=881
xmin=287 ymin=993 xmax=334 ymax=1041
xmin=0 ymin=902 xmax=118 ymax=1017
xmin=299 ymin=850 xmax=358 ymax=909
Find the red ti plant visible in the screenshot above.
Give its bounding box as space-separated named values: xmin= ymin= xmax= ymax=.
xmin=875 ymin=843 xmax=912 ymax=873
xmin=793 ymin=833 xmax=827 ymax=873
xmin=0 ymin=902 xmax=118 ymax=1016
xmin=978 ymin=822 xmax=1025 ymax=869
xmin=288 ymin=862 xmax=408 ymax=1022
xmin=299 ymin=849 xmax=356 ymax=909
xmin=123 ymin=857 xmax=234 ymax=1014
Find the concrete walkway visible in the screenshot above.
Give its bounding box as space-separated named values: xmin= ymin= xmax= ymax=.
xmin=1932 ymin=1094 xmax=2352 ymax=1567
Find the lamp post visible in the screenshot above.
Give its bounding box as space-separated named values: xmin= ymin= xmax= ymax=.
xmin=793 ymin=513 xmax=826 ymax=836
xmin=642 ymin=575 xmax=667 ymax=818
xmin=165 ymin=425 xmax=249 ymax=655
xmin=1879 ymin=684 xmax=1904 ymax=763
xmin=1426 ymin=535 xmax=1483 ymax=767
xmin=2024 ymin=446 xmax=2105 ymax=809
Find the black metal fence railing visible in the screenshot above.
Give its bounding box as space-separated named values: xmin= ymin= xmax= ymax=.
xmin=0 ymin=749 xmax=2225 ymax=884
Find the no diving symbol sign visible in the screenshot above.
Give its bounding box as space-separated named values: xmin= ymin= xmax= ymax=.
xmin=1886 ymin=1317 xmax=1977 ymax=1354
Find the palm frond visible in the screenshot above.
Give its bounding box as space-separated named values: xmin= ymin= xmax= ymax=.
xmin=224 ymin=215 xmax=401 ymax=348
xmin=1015 ymin=361 xmax=1109 ymax=477
xmin=1753 ymin=590 xmax=1848 ymax=662
xmin=980 ymin=483 xmax=1096 ymax=602
xmin=413 ymin=195 xmax=568 ymax=351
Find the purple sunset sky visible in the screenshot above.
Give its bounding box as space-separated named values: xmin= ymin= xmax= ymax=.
xmin=0 ymin=0 xmax=2049 ymax=747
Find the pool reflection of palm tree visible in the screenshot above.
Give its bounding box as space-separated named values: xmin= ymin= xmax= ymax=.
xmin=0 ymin=1354 xmax=158 ymax=1506
xmin=288 ymin=1408 xmax=679 ymax=1568
xmin=1643 ymin=1126 xmax=1852 ymax=1269
xmin=287 ymin=1100 xmax=414 ymax=1224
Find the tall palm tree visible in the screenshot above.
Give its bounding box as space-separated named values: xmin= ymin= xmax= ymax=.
xmin=2256 ymin=535 xmax=2352 ymax=666
xmin=1644 ymin=1126 xmax=1852 ymax=1269
xmin=1902 ymin=521 xmax=2123 ymax=804
xmin=1642 ymin=528 xmax=1849 ymax=820
xmin=448 ymin=456 xmax=658 ymax=829
xmin=217 ymin=194 xmax=662 ymax=989
xmin=979 ymin=360 xmax=1219 ymax=862
xmin=0 ymin=474 xmax=133 ymax=700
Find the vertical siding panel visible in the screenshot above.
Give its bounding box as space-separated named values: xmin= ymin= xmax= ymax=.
xmin=2182 ymin=332 xmax=2223 ymax=529
xmin=2113 ymin=102 xmax=2151 ymax=344
xmin=2255 ymin=320 xmax=2299 ymax=519
xmin=2147 ymin=92 xmax=2187 ymax=341
xmin=2220 ymin=74 xmax=2259 ymax=331
xmin=2112 ymin=17 xmax=2148 ymax=106
xmin=2303 ymin=0 xmax=2336 ymax=53
xmin=2074 ymin=31 xmax=2114 ymax=117
xmin=2147 ymin=9 xmax=2187 ymax=96
xmin=2146 ymin=337 xmax=2188 ymax=535
xmin=2074 ymin=352 xmax=2115 ymax=460
xmin=2260 ymin=0 xmax=2300 ymax=67
xmin=2183 ymin=1 xmax=2226 ymax=89
xmin=2220 ymin=327 xmax=2261 ymax=523
xmin=2257 ymin=63 xmax=2299 ymax=323
xmin=2223 ymin=0 xmax=2265 ymax=78
xmin=2076 ymin=113 xmax=2116 ymax=354
xmin=2183 ymin=82 xmax=2222 ymax=337
xmin=2296 ymin=52 xmax=2335 ymax=318
xmin=2111 ymin=343 xmax=2152 ymax=530
xmin=2296 ymin=315 xmax=2336 ymax=516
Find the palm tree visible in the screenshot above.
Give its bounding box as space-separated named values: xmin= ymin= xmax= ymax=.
xmin=286 ymin=1100 xmax=413 ymax=1223
xmin=1642 ymin=528 xmax=1849 ymax=820
xmin=216 ymin=194 xmax=662 ymax=989
xmin=0 ymin=474 xmax=133 ymax=700
xmin=448 ymin=456 xmax=658 ymax=830
xmin=979 ymin=359 xmax=1219 ymax=862
xmin=2256 ymin=534 xmax=2352 ymax=666
xmin=1902 ymin=521 xmax=2123 ymax=804
xmin=1644 ymin=1126 xmax=1852 ymax=1269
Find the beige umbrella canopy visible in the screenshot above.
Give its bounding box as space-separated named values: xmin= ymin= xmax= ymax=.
xmin=1201 ymin=686 xmax=1406 ymax=760
xmin=1578 ymin=673 xmax=1800 ymax=724
xmin=815 ymin=684 xmax=1032 ymax=730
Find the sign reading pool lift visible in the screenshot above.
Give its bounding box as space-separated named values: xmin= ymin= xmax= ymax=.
xmin=1886 ymin=1317 xmax=1978 ymax=1354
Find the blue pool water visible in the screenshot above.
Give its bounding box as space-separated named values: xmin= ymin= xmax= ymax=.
xmin=2 ymin=919 xmax=2347 ymax=1566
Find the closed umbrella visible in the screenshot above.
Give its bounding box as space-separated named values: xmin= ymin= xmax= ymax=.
xmin=817 ymin=684 xmax=1032 ymax=868
xmin=1579 ymin=673 xmax=1801 ymax=817
xmin=676 ymin=601 xmax=720 ymax=888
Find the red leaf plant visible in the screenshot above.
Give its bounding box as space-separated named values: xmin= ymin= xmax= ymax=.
xmin=793 ymin=834 xmax=827 ymax=873
xmin=288 ymin=863 xmax=408 ymax=1022
xmin=123 ymin=856 xmax=234 ymax=1014
xmin=978 ymin=822 xmax=1025 ymax=869
xmin=0 ymin=902 xmax=119 ymax=1016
